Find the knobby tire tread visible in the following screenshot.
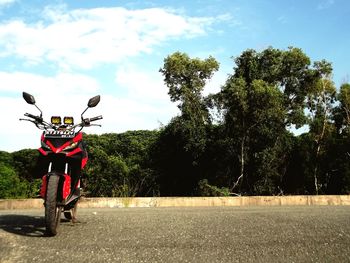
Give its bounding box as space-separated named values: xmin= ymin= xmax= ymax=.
xmin=45 ymin=174 xmax=60 ymax=236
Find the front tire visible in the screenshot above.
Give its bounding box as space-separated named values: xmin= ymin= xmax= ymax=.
xmin=45 ymin=175 xmax=61 ymax=236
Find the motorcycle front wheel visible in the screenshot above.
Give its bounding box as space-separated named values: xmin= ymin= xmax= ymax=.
xmin=45 ymin=174 xmax=61 ymax=236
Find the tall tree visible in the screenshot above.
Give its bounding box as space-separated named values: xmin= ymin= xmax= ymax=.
xmin=157 ymin=52 xmax=219 ymax=195
xmin=213 ymin=47 xmax=322 ymax=194
xmin=215 ymin=76 xmax=286 ymax=193
xmin=327 ymin=83 xmax=350 ymax=194
xmin=306 ymin=60 xmax=336 ymax=194
xmin=160 ymin=52 xmax=219 ymax=159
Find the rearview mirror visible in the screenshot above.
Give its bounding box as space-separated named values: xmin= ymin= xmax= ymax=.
xmin=23 ymin=92 xmax=36 ymax=105
xmin=88 ymin=95 xmax=100 ymax=108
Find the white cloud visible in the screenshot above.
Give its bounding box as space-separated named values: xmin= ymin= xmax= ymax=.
xmin=203 ymin=70 xmax=227 ymax=96
xmin=0 ymin=6 xmax=216 ymax=70
xmin=112 ymin=65 xmax=179 ymax=128
xmin=0 ymin=71 xmax=100 ymax=95
xmin=115 ymin=65 xmax=169 ymax=102
xmin=97 ymin=95 xmax=178 ymax=134
xmin=0 ymin=0 xmax=15 ymax=6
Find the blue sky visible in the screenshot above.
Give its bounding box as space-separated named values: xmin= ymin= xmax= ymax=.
xmin=0 ymin=0 xmax=349 ymax=151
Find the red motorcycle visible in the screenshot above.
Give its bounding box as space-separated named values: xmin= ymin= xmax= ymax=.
xmin=20 ymin=92 xmax=102 ymax=236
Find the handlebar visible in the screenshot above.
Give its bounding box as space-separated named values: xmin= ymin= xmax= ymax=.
xmin=24 ymin=113 xmax=35 ymax=118
xmin=80 ymin=115 xmax=103 ymax=128
xmin=90 ymin=115 xmax=103 ymax=122
xmin=24 ymin=113 xmax=43 ymax=123
xmin=21 ymin=112 xmax=102 ymax=132
xmin=73 ymin=115 xmax=103 ymax=131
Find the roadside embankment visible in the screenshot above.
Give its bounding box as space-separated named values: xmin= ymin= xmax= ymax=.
xmin=1 ymin=195 xmax=350 ymax=210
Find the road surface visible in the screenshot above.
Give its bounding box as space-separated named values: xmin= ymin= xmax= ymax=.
xmin=1 ymin=206 xmax=350 ymax=262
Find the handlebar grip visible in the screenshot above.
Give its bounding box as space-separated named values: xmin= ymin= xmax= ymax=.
xmin=24 ymin=113 xmax=43 ymax=123
xmin=25 ymin=113 xmax=36 ymax=119
xmin=90 ymin=115 xmax=103 ymax=122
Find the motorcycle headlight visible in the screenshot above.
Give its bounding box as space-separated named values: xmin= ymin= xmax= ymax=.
xmin=63 ymin=142 xmax=78 ymax=151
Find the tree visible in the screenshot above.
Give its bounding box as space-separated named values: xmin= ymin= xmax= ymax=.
xmin=326 ymin=82 xmax=350 ymax=194
xmin=211 ymin=47 xmax=340 ymax=195
xmin=233 ymin=47 xmax=315 ymax=127
xmin=334 ymin=83 xmax=350 ymax=134
xmin=306 ymin=60 xmax=336 ymax=194
xmin=215 ymin=76 xmax=286 ymax=194
xmin=160 ymin=52 xmax=219 ymax=159
xmin=0 ymin=163 xmax=28 ymax=199
xmin=84 ymin=146 xmax=128 ymax=197
xmin=11 ymin=149 xmax=39 ymax=180
xmin=83 ymin=131 xmax=160 ymax=197
xmin=157 ymin=52 xmax=219 ymax=196
xmin=212 ymin=47 xmax=317 ymax=194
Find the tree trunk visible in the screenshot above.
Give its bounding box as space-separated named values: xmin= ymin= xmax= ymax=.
xmin=232 ymin=136 xmax=245 ymax=191
xmin=313 ymin=79 xmax=329 ymax=195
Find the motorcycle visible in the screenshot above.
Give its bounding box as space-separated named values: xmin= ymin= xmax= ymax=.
xmin=20 ymin=92 xmax=102 ymax=236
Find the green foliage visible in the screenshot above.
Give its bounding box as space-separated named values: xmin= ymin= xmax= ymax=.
xmin=198 ymin=179 xmax=231 ymax=197
xmin=84 ymin=130 xmax=160 ymax=197
xmin=0 ymin=151 xmax=41 ymax=199
xmin=160 ymin=52 xmax=219 ymax=104
xmin=0 ymin=151 xmax=12 ymax=165
xmin=0 ymin=163 xmax=28 ymax=199
xmin=334 ymin=83 xmax=350 ymax=134
xmin=150 ymin=118 xmax=199 ymax=196
xmin=11 ymin=149 xmax=39 ymax=180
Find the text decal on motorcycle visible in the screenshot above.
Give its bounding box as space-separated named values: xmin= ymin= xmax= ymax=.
xmin=44 ymin=130 xmax=75 ymax=138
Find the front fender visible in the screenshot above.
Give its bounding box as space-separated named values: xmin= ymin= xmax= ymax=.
xmin=40 ymin=173 xmax=71 ymax=201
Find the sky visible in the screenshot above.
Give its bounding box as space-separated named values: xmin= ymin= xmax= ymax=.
xmin=0 ymin=0 xmax=349 ymax=151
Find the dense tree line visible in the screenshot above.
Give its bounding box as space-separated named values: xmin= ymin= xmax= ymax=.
xmin=1 ymin=47 xmax=349 ymax=198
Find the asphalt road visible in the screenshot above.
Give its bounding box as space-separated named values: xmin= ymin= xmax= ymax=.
xmin=0 ymin=206 xmax=350 ymax=263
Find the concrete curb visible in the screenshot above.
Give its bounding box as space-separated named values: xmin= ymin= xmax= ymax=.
xmin=1 ymin=195 xmax=350 ymax=210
